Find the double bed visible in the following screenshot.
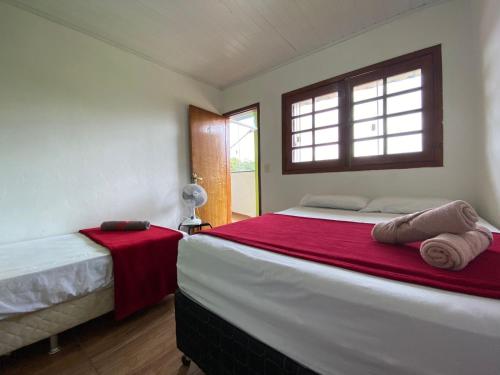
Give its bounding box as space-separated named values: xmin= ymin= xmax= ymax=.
xmin=176 ymin=206 xmax=500 ymax=375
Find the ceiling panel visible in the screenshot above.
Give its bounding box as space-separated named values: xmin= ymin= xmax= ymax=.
xmin=5 ymin=0 xmax=445 ymax=88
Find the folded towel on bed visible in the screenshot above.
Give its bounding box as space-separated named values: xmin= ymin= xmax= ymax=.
xmin=100 ymin=221 xmax=150 ymax=231
xmin=420 ymin=226 xmax=493 ymax=270
xmin=371 ymin=200 xmax=478 ymax=244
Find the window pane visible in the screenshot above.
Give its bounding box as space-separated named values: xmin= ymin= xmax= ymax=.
xmin=315 ymin=92 xmax=338 ymax=111
xmin=315 ymin=109 xmax=338 ymax=127
xmin=292 ymin=131 xmax=312 ymax=147
xmin=353 ymin=99 xmax=383 ymax=121
xmin=387 ymin=133 xmax=422 ymax=154
xmin=353 ymin=79 xmax=383 ymax=102
xmin=315 ymin=127 xmax=338 ymax=144
xmin=387 ymin=69 xmax=421 ymax=94
xmin=292 ymin=115 xmax=312 ymax=132
xmin=292 ymin=147 xmax=312 ymax=162
xmin=353 ymin=138 xmax=384 ymax=157
xmin=292 ymin=99 xmax=312 ymax=116
xmin=387 ymin=90 xmax=422 ymax=114
xmin=353 ymin=119 xmax=384 ymax=139
xmin=387 ymin=112 xmax=422 ymax=134
xmin=315 ymin=144 xmax=339 ymax=161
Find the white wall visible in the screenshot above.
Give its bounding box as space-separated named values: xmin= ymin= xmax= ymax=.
xmin=0 ymin=2 xmax=221 ymax=244
xmin=231 ymin=172 xmax=257 ymax=217
xmin=473 ymin=0 xmax=500 ymax=227
xmin=222 ymin=0 xmax=486 ymax=218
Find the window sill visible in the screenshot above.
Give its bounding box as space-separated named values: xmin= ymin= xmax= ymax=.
xmin=282 ymin=159 xmax=443 ymax=175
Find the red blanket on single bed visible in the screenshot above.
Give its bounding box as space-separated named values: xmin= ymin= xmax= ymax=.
xmin=80 ymin=226 xmax=183 ymax=320
xmin=201 ymin=214 xmax=500 ymax=299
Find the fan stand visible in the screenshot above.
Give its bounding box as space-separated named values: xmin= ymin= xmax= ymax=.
xmin=181 ymin=216 xmax=202 ymax=225
xmin=181 ymin=205 xmax=202 ymax=225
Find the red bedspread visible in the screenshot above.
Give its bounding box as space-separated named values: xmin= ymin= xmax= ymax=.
xmin=80 ymin=226 xmax=183 ymax=320
xmin=201 ymin=214 xmax=500 ymax=299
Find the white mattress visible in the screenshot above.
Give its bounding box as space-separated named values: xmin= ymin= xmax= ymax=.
xmin=177 ymin=207 xmax=500 ymax=375
xmin=0 ymin=233 xmax=113 ymax=320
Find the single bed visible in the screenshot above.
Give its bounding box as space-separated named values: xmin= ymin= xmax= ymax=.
xmin=177 ymin=206 xmax=500 ymax=375
xmin=0 ymin=233 xmax=114 ymax=355
xmin=0 ymin=227 xmax=186 ymax=356
xmin=0 ymin=233 xmax=114 ymax=354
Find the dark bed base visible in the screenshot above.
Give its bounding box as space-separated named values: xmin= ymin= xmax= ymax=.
xmin=175 ymin=290 xmax=319 ymax=375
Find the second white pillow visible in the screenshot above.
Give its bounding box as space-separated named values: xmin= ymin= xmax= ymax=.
xmin=300 ymin=194 xmax=369 ymax=211
xmin=360 ymin=197 xmax=452 ymax=214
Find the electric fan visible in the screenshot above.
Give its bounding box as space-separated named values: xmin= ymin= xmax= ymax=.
xmin=181 ymin=182 xmax=208 ymax=225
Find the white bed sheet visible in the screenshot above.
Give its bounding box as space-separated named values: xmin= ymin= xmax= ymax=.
xmin=0 ymin=233 xmax=113 ymax=320
xmin=178 ymin=207 xmax=500 ymax=375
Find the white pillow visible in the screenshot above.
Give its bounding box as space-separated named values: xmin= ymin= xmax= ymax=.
xmin=300 ymin=194 xmax=369 ymax=211
xmin=360 ymin=197 xmax=452 ymax=214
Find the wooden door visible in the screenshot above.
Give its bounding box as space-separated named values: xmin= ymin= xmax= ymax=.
xmin=189 ymin=105 xmax=231 ymax=227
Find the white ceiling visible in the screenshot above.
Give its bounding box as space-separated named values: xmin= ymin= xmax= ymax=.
xmin=7 ymin=0 xmax=445 ymax=88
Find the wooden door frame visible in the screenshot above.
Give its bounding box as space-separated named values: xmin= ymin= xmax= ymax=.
xmin=223 ymin=103 xmax=262 ymax=216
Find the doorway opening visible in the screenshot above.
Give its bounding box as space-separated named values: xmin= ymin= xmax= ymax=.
xmin=224 ymin=104 xmax=261 ymax=223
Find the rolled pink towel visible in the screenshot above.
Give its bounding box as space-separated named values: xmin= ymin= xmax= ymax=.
xmin=420 ymin=226 xmax=493 ymax=270
xmin=372 ymin=200 xmax=478 ymax=244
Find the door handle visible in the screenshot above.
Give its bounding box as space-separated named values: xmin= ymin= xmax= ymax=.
xmin=192 ymin=172 xmax=203 ymax=183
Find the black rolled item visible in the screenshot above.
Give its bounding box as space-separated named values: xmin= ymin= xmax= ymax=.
xmin=100 ymin=221 xmax=150 ymax=231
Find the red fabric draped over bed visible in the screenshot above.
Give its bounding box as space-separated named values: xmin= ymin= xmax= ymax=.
xmin=201 ymin=214 xmax=500 ymax=299
xmin=80 ymin=226 xmax=183 ymax=319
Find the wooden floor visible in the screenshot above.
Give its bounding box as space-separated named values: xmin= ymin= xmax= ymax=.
xmin=232 ymin=212 xmax=252 ymax=223
xmin=0 ymin=296 xmax=205 ymax=375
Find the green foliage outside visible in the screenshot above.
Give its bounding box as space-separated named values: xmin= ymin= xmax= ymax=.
xmin=230 ymin=157 xmax=255 ymax=172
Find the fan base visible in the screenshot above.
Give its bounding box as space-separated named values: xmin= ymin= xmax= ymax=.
xmin=181 ymin=217 xmax=202 ymax=226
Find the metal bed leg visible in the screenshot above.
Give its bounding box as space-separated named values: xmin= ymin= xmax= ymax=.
xmin=181 ymin=354 xmax=191 ymax=367
xmin=48 ymin=335 xmax=61 ymax=355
